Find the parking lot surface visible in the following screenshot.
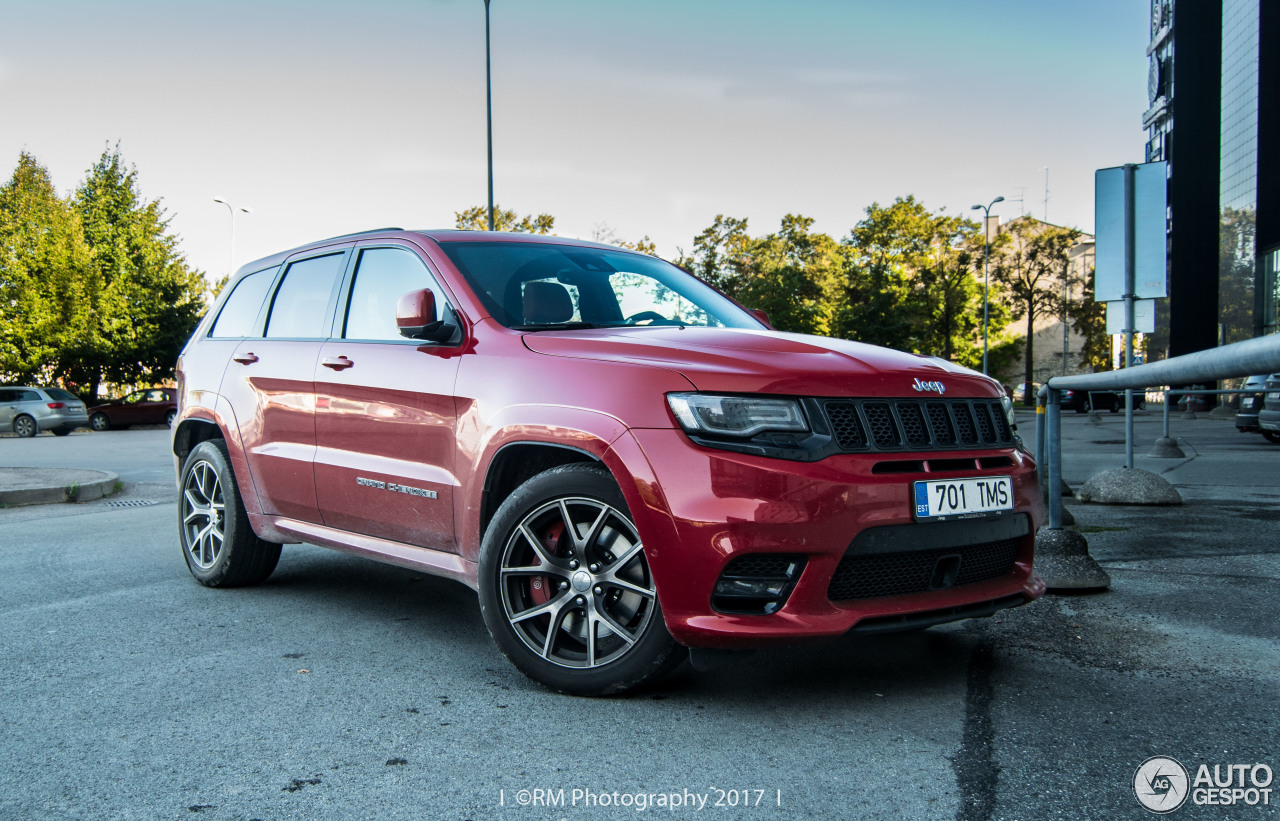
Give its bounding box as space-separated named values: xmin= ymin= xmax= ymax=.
xmin=1 ymin=417 xmax=1276 ymax=820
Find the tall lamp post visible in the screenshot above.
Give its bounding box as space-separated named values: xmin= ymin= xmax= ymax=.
xmin=970 ymin=195 xmax=1004 ymax=376
xmin=213 ymin=197 xmax=253 ymax=276
xmin=484 ymin=0 xmax=495 ymax=231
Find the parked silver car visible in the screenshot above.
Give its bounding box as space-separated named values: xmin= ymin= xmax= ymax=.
xmin=0 ymin=386 xmax=89 ymax=437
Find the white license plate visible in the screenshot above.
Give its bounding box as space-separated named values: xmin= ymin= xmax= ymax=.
xmin=914 ymin=476 xmax=1014 ymax=520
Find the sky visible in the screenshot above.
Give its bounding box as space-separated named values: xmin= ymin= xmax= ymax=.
xmin=0 ymin=0 xmax=1150 ymax=281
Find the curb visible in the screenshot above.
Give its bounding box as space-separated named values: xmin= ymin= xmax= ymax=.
xmin=0 ymin=468 xmax=120 ymax=507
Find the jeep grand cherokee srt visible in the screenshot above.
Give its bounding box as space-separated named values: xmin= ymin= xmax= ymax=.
xmin=173 ymin=229 xmax=1044 ymax=695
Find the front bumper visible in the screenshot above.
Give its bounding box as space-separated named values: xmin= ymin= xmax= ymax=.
xmin=618 ymin=428 xmax=1045 ymax=649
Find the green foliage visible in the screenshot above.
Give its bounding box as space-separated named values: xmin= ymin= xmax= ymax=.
xmin=0 ymin=152 xmax=89 ymax=382
xmin=1067 ymin=267 xmax=1111 ymax=371
xmin=455 ymin=205 xmax=555 ymax=234
xmin=0 ymin=147 xmax=207 ymax=398
xmin=990 ymin=218 xmax=1081 ymax=396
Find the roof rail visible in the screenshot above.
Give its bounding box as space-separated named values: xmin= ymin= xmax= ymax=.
xmin=315 ymin=227 xmax=406 ymax=243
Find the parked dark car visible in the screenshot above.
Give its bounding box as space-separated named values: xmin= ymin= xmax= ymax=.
xmin=1235 ymin=374 xmax=1271 ymax=435
xmin=87 ymin=388 xmax=178 ymax=431
xmin=1257 ymin=376 xmax=1280 ymax=444
xmin=1060 ymin=388 xmax=1144 ymax=413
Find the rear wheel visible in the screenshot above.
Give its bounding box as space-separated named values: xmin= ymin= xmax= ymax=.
xmin=478 ymin=463 xmax=681 ymax=696
xmin=178 ymin=439 xmax=280 ymax=587
xmin=13 ymin=415 xmax=36 ymax=438
xmin=90 ymin=413 xmax=110 ymax=432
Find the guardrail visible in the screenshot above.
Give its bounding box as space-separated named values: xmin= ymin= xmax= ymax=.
xmin=1036 ymin=333 xmax=1280 ymax=532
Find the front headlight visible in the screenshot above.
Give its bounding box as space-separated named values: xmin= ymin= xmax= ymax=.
xmin=667 ymin=393 xmax=809 ymax=438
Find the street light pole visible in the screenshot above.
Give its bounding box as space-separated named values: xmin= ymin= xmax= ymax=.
xmin=213 ymin=197 xmax=253 ymax=277
xmin=484 ymin=0 xmax=495 ymax=232
xmin=971 ymin=196 xmax=1005 ymax=376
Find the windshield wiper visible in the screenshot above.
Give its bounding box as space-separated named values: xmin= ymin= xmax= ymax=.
xmin=511 ymin=322 xmax=608 ymax=331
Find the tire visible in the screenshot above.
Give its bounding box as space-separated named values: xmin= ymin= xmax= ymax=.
xmin=13 ymin=414 xmax=37 ymax=438
xmin=1264 ymin=431 xmax=1280 ymax=444
xmin=478 ymin=463 xmax=682 ymax=696
xmin=90 ymin=413 xmax=111 ymax=432
xmin=165 ymin=409 xmax=177 ymax=427
xmin=178 ymin=439 xmax=281 ymax=587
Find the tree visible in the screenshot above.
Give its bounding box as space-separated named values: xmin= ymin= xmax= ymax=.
xmin=1067 ymin=267 xmax=1111 ymax=372
xmin=836 ymin=197 xmax=938 ymax=351
xmin=455 ymin=205 xmax=554 ymax=234
xmin=679 ymin=214 xmax=754 ymax=296
xmin=65 ymin=146 xmax=206 ymax=400
xmin=589 ymin=222 xmax=657 ymax=255
xmin=991 ymin=218 xmax=1081 ymax=402
xmin=0 ymin=152 xmax=90 ymax=384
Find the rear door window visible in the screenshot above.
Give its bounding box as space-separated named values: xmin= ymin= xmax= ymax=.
xmin=210 ymin=267 xmax=278 ymax=338
xmin=266 ymin=254 xmax=346 ymax=339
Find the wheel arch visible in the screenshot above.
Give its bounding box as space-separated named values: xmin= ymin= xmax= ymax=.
xmin=478 ymin=442 xmax=601 ymax=546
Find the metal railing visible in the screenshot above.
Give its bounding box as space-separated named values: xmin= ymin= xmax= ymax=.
xmin=1035 ymin=333 xmax=1280 ymax=531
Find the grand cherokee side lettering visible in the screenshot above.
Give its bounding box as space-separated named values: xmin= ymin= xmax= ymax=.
xmin=356 ymin=477 xmax=437 ymax=499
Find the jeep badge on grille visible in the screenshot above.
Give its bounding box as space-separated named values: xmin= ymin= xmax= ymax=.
xmin=912 ymin=378 xmax=945 ymax=394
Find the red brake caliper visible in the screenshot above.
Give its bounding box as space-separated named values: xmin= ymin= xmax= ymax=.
xmin=528 ymin=522 xmax=565 ymax=606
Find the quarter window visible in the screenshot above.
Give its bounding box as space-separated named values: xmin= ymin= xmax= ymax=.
xmin=210 ymin=267 xmax=277 ymax=338
xmin=343 ymin=248 xmax=444 ymax=341
xmin=266 ymin=254 xmax=345 ymax=339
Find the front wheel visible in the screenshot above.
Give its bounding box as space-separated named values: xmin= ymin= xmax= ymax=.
xmin=90 ymin=413 xmax=110 ymax=432
xmin=178 ymin=440 xmax=281 ymax=587
xmin=478 ymin=463 xmax=682 ymax=696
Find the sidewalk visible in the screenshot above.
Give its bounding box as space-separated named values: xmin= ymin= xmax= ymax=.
xmin=0 ymin=467 xmax=120 ymax=506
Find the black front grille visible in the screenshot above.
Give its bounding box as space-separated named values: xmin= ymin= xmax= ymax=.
xmin=827 ymin=538 xmax=1019 ymax=601
xmin=820 ymin=398 xmax=1013 ymax=453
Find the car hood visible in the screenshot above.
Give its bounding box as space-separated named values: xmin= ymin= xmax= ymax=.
xmin=521 ymin=327 xmax=1002 ymax=398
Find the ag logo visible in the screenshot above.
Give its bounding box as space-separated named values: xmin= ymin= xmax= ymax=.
xmin=1134 ymin=756 xmax=1190 ymax=813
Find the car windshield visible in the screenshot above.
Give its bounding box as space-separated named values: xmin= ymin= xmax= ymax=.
xmin=436 ymin=241 xmax=763 ymax=331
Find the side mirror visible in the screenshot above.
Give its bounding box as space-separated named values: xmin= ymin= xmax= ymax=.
xmin=396 ymin=289 xmax=453 ymax=342
xmin=750 ymin=308 xmax=773 ymax=329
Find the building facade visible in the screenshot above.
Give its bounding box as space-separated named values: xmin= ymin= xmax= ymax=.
xmin=1143 ymin=0 xmax=1279 ymax=357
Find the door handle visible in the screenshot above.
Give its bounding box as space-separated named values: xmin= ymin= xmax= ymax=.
xmin=321 ymin=356 xmax=354 ymax=371
xmin=232 ymin=352 xmax=259 ymax=365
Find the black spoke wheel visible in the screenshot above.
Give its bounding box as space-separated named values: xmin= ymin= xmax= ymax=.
xmin=178 ymin=440 xmax=280 ymax=587
xmin=479 ymin=464 xmax=681 ymax=696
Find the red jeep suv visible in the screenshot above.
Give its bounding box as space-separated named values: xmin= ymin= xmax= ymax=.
xmin=173 ymin=229 xmax=1044 ymax=695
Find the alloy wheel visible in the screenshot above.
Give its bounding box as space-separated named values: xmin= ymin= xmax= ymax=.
xmin=13 ymin=415 xmax=36 ymax=438
xmin=498 ymin=496 xmax=657 ymax=669
xmin=181 ymin=459 xmax=226 ymax=569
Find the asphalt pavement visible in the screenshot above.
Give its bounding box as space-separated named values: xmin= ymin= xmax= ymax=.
xmin=0 ymin=414 xmax=1276 ymax=820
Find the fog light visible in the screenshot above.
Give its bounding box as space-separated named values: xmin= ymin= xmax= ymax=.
xmin=711 ymin=554 xmax=806 ymax=615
